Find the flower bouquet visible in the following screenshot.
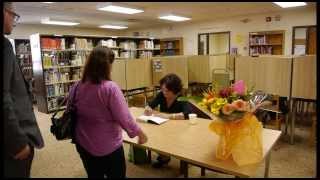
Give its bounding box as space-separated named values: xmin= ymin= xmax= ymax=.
xmin=197 ymin=80 xmax=268 ymax=166
xmin=198 ymin=80 xmax=268 ymax=121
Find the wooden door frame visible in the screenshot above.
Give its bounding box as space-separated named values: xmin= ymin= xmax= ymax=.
xmin=292 ymin=25 xmax=316 ymax=55
xmin=198 ymin=31 xmax=231 ymax=55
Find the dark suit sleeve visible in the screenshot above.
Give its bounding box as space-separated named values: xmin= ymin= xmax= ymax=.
xmin=148 ymin=92 xmax=162 ymax=109
xmin=3 ymin=39 xmax=29 ymax=156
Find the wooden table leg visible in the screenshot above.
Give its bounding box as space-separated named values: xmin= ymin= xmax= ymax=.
xmin=201 ymin=167 xmax=206 ymax=176
xmin=147 ymin=149 xmax=152 ymax=163
xmin=180 ymin=160 xmax=188 ymax=178
xmin=264 ymin=152 xmax=271 ymax=178
xmin=284 ymin=114 xmax=288 ymax=135
xmin=290 ymin=99 xmax=296 ymax=145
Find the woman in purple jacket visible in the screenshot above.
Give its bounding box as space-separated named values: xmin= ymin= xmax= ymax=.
xmin=69 ymin=46 xmax=148 ymax=178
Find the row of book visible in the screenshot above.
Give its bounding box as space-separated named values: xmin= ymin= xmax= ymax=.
xmin=120 ymin=51 xmax=137 ymax=59
xmin=42 ymin=51 xmax=88 ymax=68
xmin=41 ymin=38 xmax=65 ymax=50
xmin=46 ymin=84 xmax=69 ymax=97
xmin=99 ymin=39 xmax=117 ymax=47
xmin=44 ymin=69 xmax=82 ymax=84
xmin=74 ymin=38 xmax=93 ymax=50
xmin=16 ymin=42 xmax=31 ymax=54
xmin=162 ymin=42 xmax=174 ymax=49
xmin=249 ymin=36 xmax=267 ymax=45
xmin=41 ymin=37 xmax=94 ymax=50
xmin=119 ymin=41 xmax=137 ymax=50
xmin=139 ymin=51 xmax=153 ymax=59
xmin=138 ymin=40 xmax=155 ymax=49
xmin=250 ymin=46 xmax=273 ymax=55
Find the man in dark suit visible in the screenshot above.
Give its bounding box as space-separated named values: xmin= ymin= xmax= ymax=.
xmin=3 ymin=2 xmax=44 ymax=177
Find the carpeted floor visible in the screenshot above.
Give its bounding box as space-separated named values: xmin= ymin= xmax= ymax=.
xmin=30 ymin=106 xmax=316 ymax=178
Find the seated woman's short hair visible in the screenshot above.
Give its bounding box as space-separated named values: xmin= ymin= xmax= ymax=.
xmin=159 ymin=73 xmax=183 ymax=94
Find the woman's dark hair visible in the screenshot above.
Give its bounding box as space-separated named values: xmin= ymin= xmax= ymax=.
xmin=81 ymin=46 xmax=115 ymax=84
xmin=159 ymin=73 xmax=183 ymax=94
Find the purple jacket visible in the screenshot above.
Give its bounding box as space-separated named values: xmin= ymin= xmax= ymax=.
xmin=69 ymin=80 xmax=141 ymax=156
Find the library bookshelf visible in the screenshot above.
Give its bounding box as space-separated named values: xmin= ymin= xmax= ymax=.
xmin=249 ymin=30 xmax=285 ymax=56
xmin=160 ymin=37 xmax=183 ymax=56
xmin=30 ymin=34 xmax=160 ymax=113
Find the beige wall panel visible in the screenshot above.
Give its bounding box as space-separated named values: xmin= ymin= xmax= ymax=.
xmin=187 ymin=55 xmax=210 ymax=83
xmin=292 ymin=55 xmax=316 ymax=99
xmin=235 ymin=56 xmax=291 ymax=97
xmin=187 ymin=54 xmax=228 ymax=84
xmin=152 ymin=56 xmax=189 ymax=89
xmin=111 ymin=60 xmax=126 ymax=89
xmin=126 ymin=58 xmax=152 ymax=90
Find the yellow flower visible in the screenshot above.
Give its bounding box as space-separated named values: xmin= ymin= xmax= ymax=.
xmin=202 ymin=98 xmax=208 ymax=104
xmin=210 ymin=104 xmax=220 ymax=115
xmin=215 ymin=98 xmax=228 ymax=106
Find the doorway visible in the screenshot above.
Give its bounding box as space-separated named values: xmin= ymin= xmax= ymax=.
xmin=198 ymin=31 xmax=230 ymax=55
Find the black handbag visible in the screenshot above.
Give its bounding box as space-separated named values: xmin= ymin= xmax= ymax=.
xmin=50 ymin=82 xmax=80 ymax=142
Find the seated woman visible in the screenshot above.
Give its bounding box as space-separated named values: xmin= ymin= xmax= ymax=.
xmin=144 ymin=73 xmax=191 ymax=168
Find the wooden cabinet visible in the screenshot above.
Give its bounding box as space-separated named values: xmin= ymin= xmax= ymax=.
xmin=249 ymin=31 xmax=285 ymax=56
xmin=160 ymin=37 xmax=183 ymax=56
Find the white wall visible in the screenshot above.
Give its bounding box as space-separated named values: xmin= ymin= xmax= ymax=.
xmin=7 ymin=24 xmax=123 ymax=39
xmin=122 ymin=7 xmax=316 ymax=56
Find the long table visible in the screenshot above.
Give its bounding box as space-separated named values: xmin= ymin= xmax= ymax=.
xmin=123 ymin=107 xmax=282 ymax=178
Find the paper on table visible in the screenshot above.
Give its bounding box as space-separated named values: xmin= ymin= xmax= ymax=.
xmin=137 ymin=115 xmax=169 ymax=125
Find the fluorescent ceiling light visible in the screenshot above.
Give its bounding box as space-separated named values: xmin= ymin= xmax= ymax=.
xmin=41 ymin=18 xmax=79 ymax=26
xmin=98 ymin=5 xmax=144 ymax=14
xmin=99 ymin=25 xmax=128 ymax=29
xmin=273 ymin=2 xmax=307 ymax=8
xmin=158 ymin=15 xmax=191 ymax=22
xmin=42 ymin=2 xmax=55 ymax=3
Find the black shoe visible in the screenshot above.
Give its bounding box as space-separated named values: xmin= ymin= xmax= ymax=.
xmin=152 ymin=159 xmax=170 ymax=168
xmin=152 ymin=161 xmax=165 ymax=168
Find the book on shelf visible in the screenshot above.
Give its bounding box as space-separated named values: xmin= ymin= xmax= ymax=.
xmin=137 ymin=115 xmax=169 ymax=125
xmin=138 ymin=40 xmax=154 ymax=49
xmin=139 ymin=51 xmax=153 ymax=59
xmin=119 ymin=41 xmax=137 ymax=50
xmin=99 ymin=39 xmax=117 ymax=48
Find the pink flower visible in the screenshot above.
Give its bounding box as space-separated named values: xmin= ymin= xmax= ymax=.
xmin=219 ymin=87 xmax=233 ymax=98
xmin=222 ymin=103 xmax=236 ymax=115
xmin=232 ymin=99 xmax=248 ymax=111
xmin=232 ymin=80 xmax=246 ymax=95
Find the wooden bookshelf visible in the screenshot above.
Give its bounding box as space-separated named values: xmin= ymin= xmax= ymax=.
xmin=249 ymin=31 xmax=285 ymax=56
xmin=160 ymin=37 xmax=183 ymax=56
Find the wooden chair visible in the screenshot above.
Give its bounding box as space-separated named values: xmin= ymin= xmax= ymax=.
xmin=212 ymin=68 xmax=230 ymax=90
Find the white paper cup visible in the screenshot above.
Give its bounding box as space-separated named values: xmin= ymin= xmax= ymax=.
xmin=188 ymin=113 xmax=197 ymax=125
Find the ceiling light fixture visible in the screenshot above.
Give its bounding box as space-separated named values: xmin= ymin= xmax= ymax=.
xmin=99 ymin=25 xmax=128 ymax=29
xmin=273 ymin=2 xmax=307 ymax=8
xmin=98 ymin=5 xmax=144 ymax=14
xmin=158 ymin=15 xmax=191 ymax=22
xmin=42 ymin=2 xmax=55 ymax=4
xmin=41 ymin=18 xmax=79 ymax=26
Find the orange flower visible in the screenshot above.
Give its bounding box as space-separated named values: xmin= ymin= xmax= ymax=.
xmin=222 ymin=103 xmax=236 ymax=115
xmin=232 ymin=100 xmax=248 ymax=111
